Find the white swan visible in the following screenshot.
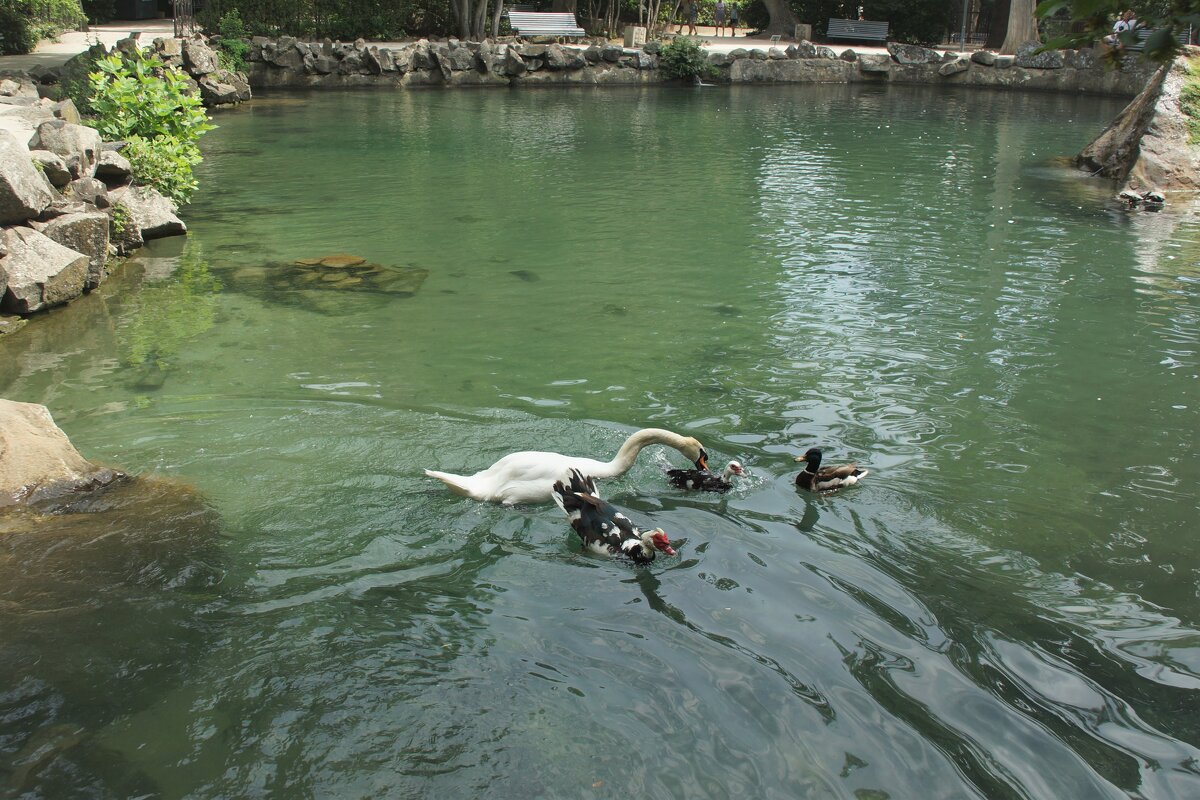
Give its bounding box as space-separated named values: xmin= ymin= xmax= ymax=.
xmin=424 ymin=427 xmax=709 ymax=505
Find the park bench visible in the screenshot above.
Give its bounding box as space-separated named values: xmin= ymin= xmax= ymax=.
xmin=826 ymin=19 xmax=889 ymax=43
xmin=1125 ymin=25 xmax=1192 ymax=52
xmin=507 ymin=10 xmax=586 ymax=39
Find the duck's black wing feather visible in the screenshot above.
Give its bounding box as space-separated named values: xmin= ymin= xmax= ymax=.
xmin=666 ymin=468 xmax=732 ymax=493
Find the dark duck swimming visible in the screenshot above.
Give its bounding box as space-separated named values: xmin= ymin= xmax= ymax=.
xmin=794 ymin=448 xmax=869 ymax=493
xmin=551 ymin=469 xmax=676 ymax=564
xmin=666 ymin=460 xmax=744 ymax=493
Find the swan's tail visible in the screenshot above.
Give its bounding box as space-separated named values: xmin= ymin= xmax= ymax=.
xmin=424 ymin=469 xmax=475 ymax=497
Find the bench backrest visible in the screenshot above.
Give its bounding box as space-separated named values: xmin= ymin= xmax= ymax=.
xmin=507 ymin=11 xmax=585 ymax=36
xmin=826 ymin=19 xmax=889 ymax=39
xmin=1127 ymin=25 xmax=1192 ymax=51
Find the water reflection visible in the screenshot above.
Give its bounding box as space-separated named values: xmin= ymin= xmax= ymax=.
xmin=2 ymin=86 xmax=1200 ymax=797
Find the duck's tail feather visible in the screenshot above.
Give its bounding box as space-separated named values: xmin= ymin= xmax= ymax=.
xmin=424 ymin=469 xmax=475 ymax=497
xmin=553 ymin=470 xmax=598 ymax=518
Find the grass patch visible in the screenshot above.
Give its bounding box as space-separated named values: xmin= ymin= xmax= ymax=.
xmin=1180 ymin=56 xmax=1200 ymax=144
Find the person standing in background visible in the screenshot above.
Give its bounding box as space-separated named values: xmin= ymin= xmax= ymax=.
xmin=715 ymin=0 xmax=727 ymax=36
xmin=730 ymin=2 xmax=738 ymax=33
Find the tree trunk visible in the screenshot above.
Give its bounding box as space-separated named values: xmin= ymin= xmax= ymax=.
xmin=760 ymin=0 xmax=799 ymax=36
xmin=450 ymin=0 xmax=471 ymax=39
xmin=492 ymin=0 xmax=503 ymax=38
xmin=999 ymin=0 xmax=1037 ymax=54
xmin=472 ymin=0 xmax=490 ymax=39
xmin=985 ymin=0 xmax=1009 ymax=50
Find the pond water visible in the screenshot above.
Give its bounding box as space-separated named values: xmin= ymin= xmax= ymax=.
xmin=3 ymin=84 xmax=1200 ymax=798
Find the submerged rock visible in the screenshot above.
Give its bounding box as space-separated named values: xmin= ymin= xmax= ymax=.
xmin=0 ymin=399 xmax=126 ymax=509
xmin=314 ymin=253 xmax=367 ymax=267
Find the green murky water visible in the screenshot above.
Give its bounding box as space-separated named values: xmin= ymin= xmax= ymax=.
xmin=2 ymin=85 xmax=1199 ymax=798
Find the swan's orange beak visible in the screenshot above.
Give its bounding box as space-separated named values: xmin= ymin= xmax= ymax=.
xmin=695 ymin=450 xmax=709 ymax=470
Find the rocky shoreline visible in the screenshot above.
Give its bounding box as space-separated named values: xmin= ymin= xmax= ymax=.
xmin=239 ymin=35 xmax=1155 ymax=96
xmin=1 ymin=35 xmax=244 ymax=340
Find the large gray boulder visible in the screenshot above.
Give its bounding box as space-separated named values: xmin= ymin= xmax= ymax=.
xmin=93 ymin=149 xmax=132 ymax=186
xmin=504 ymin=47 xmax=528 ymax=76
xmin=939 ymin=58 xmax=970 ymax=76
xmin=66 ymin=176 xmax=111 ymax=208
xmin=182 ymin=38 xmax=220 ymax=74
xmin=1014 ymin=41 xmax=1065 ymax=69
xmin=28 ymin=149 xmax=72 ymax=188
xmin=858 ymin=54 xmax=892 ymax=74
xmin=37 ymin=210 xmax=111 ymax=289
xmin=28 ymin=120 xmax=102 ymax=180
xmin=115 ymin=185 xmax=186 ymax=241
xmin=887 ymin=42 xmax=942 ymax=65
xmin=198 ymin=70 xmax=249 ymax=106
xmin=0 ymin=226 xmax=89 ymax=313
xmin=1 ymin=131 xmax=55 ymax=224
xmin=0 ymin=399 xmax=126 ymax=508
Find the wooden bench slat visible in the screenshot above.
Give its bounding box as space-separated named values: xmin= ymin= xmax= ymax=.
xmin=826 ymin=19 xmax=889 ymax=42
xmin=507 ymin=11 xmax=586 ymax=37
xmin=1126 ymin=26 xmax=1192 ymax=51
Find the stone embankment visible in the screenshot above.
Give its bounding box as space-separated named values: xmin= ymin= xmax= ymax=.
xmin=1075 ymin=47 xmax=1200 ymax=202
xmin=242 ymin=34 xmax=1154 ymax=95
xmin=1 ymin=35 xmax=245 ymax=338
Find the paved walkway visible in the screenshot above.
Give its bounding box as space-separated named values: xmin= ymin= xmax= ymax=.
xmin=0 ymin=19 xmax=178 ymax=72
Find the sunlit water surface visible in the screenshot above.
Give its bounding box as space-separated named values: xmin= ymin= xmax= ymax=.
xmin=2 ymin=85 xmax=1199 ymax=799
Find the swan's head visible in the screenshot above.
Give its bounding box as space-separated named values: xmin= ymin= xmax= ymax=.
xmin=724 ymin=461 xmax=744 ymax=478
xmin=682 ymin=439 xmax=708 ymax=471
xmin=643 ymin=528 xmax=676 ymax=557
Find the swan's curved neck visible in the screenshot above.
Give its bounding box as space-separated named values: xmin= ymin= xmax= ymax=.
xmin=602 ymin=428 xmax=689 ymax=476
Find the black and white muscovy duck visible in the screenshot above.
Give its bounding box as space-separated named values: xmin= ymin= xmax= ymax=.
xmin=425 ymin=428 xmax=708 ymax=505
xmin=666 ymin=460 xmax=744 ymax=492
xmin=551 ymin=469 xmax=676 ymax=564
xmin=794 ymin=447 xmax=869 ymax=493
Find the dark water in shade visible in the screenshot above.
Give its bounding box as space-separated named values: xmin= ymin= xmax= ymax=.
xmin=3 ymin=84 xmax=1200 ymax=799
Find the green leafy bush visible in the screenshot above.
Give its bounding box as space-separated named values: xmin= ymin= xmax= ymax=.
xmin=0 ymin=3 xmax=38 ymax=55
xmin=215 ymin=9 xmax=251 ymax=72
xmin=81 ymin=0 xmax=114 ymax=22
xmin=658 ymin=36 xmax=717 ymax=81
xmin=88 ymin=49 xmax=215 ymax=204
xmin=59 ymin=42 xmax=107 ymax=116
xmin=88 ymin=51 xmax=215 ymax=141
xmin=196 ymin=0 xmax=420 ymax=39
xmin=122 ymin=135 xmax=203 ymax=205
xmin=1 ymin=0 xmax=84 ymax=54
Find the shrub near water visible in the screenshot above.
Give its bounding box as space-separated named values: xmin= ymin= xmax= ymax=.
xmin=0 ymin=0 xmax=85 ymax=55
xmin=88 ymin=50 xmax=215 ymax=204
xmin=658 ymin=37 xmax=717 ymax=81
xmin=215 ymin=9 xmax=251 ymax=72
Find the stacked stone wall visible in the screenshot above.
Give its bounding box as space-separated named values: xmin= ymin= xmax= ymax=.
xmin=238 ymin=35 xmax=1155 ymax=96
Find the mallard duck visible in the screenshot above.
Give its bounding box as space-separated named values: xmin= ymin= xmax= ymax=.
xmin=552 ymin=469 xmax=676 ymax=563
xmin=794 ymin=448 xmax=868 ymax=492
xmin=424 ymin=427 xmax=708 ymax=505
xmin=666 ymin=460 xmax=744 ymax=493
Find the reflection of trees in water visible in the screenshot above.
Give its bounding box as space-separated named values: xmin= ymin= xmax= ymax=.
xmin=119 ymin=238 xmax=223 ymax=389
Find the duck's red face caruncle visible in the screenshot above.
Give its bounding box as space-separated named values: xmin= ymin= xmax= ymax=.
xmin=650 ymin=529 xmax=675 ymax=556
